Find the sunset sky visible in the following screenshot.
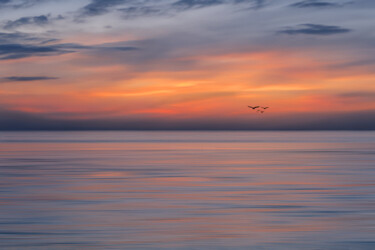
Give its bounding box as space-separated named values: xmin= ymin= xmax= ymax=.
xmin=1 ymin=0 xmax=375 ymax=129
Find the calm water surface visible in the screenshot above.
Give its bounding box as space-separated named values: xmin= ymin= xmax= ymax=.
xmin=0 ymin=131 xmax=374 ymax=249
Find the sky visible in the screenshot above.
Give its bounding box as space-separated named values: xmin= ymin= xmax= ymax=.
xmin=1 ymin=0 xmax=375 ymax=130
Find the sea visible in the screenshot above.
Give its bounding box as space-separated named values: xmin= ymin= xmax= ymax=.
xmin=0 ymin=131 xmax=374 ymax=249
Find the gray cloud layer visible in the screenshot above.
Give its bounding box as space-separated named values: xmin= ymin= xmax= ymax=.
xmin=2 ymin=76 xmax=59 ymax=82
xmin=279 ymin=24 xmax=351 ymax=35
xmin=80 ymin=0 xmax=265 ymax=17
xmin=290 ymin=0 xmax=340 ymax=8
xmin=0 ymin=39 xmax=139 ymax=60
xmin=4 ymin=15 xmax=49 ymax=30
xmin=0 ymin=43 xmax=73 ymax=60
xmin=82 ymin=0 xmax=128 ymax=16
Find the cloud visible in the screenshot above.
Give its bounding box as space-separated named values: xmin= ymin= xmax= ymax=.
xmin=119 ymin=0 xmax=225 ymax=19
xmin=118 ymin=6 xmax=166 ymax=19
xmin=4 ymin=15 xmax=49 ymax=30
xmin=0 ymin=0 xmax=48 ymax=9
xmin=171 ymin=0 xmax=266 ymax=12
xmin=96 ymin=45 xmax=139 ymax=51
xmin=80 ymin=0 xmax=264 ymax=19
xmin=82 ymin=0 xmax=176 ymax=19
xmin=2 ymin=76 xmax=59 ymax=82
xmin=0 ymin=0 xmax=11 ymax=4
xmin=0 ymin=43 xmax=73 ymax=60
xmin=0 ymin=32 xmax=62 ymax=46
xmin=172 ymin=0 xmax=265 ymax=10
xmin=235 ymin=0 xmax=265 ymax=9
xmin=0 ymin=40 xmax=139 ymax=60
xmin=290 ymin=0 xmax=339 ymax=8
xmin=172 ymin=0 xmax=224 ymax=10
xmin=279 ymin=24 xmax=351 ymax=35
xmin=0 ymin=32 xmax=33 ymax=43
xmin=82 ymin=0 xmax=128 ymax=16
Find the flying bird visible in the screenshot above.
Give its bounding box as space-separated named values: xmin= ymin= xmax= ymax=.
xmin=248 ymin=106 xmax=260 ymax=110
xmin=248 ymin=105 xmax=270 ymax=114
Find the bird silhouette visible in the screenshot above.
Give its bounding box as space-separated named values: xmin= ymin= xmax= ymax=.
xmin=248 ymin=106 xmax=260 ymax=110
xmin=261 ymin=107 xmax=269 ymax=109
xmin=257 ymin=110 xmax=264 ymax=114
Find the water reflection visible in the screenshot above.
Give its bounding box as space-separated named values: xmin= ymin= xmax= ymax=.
xmin=0 ymin=131 xmax=374 ymax=249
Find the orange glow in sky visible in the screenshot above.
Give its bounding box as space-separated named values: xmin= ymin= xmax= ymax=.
xmin=1 ymin=0 xmax=374 ymax=129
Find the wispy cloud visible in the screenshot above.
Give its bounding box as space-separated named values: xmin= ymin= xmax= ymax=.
xmin=0 ymin=43 xmax=72 ymax=60
xmin=0 ymin=0 xmax=11 ymax=4
xmin=0 ymin=32 xmax=44 ymax=44
xmin=82 ymin=0 xmax=129 ymax=16
xmin=0 ymin=40 xmax=139 ymax=60
xmin=279 ymin=24 xmax=351 ymax=35
xmin=0 ymin=0 xmax=45 ymax=9
xmin=290 ymin=0 xmax=340 ymax=8
xmin=172 ymin=0 xmax=224 ymax=10
xmin=80 ymin=0 xmax=265 ymax=19
xmin=4 ymin=15 xmax=49 ymax=30
xmin=118 ymin=6 xmax=166 ymax=19
xmin=2 ymin=76 xmax=59 ymax=82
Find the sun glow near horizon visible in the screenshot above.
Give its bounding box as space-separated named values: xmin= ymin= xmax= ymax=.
xmin=1 ymin=0 xmax=375 ymax=129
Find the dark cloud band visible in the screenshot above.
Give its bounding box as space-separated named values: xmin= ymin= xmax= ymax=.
xmin=0 ymin=40 xmax=139 ymax=60
xmin=81 ymin=0 xmax=265 ymax=18
xmin=0 ymin=43 xmax=71 ymax=60
xmin=4 ymin=15 xmax=49 ymax=30
xmin=279 ymin=24 xmax=351 ymax=35
xmin=2 ymin=76 xmax=59 ymax=82
xmin=290 ymin=0 xmax=339 ymax=8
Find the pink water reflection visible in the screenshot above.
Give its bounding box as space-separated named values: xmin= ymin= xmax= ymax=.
xmin=0 ymin=131 xmax=374 ymax=249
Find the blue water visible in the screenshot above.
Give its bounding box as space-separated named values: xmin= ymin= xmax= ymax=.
xmin=0 ymin=131 xmax=374 ymax=249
